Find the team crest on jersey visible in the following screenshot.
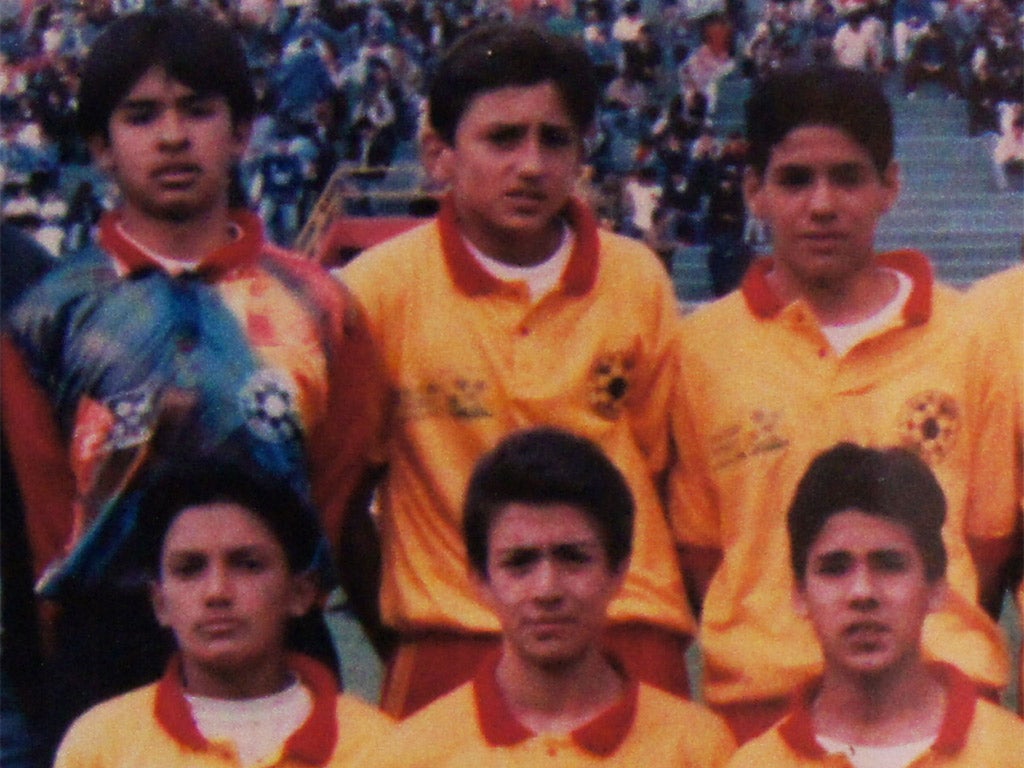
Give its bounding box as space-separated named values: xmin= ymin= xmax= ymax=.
xmin=709 ymin=409 xmax=790 ymax=469
xmin=240 ymin=369 xmax=301 ymax=443
xmin=589 ymin=352 xmax=635 ymax=420
xmin=106 ymin=386 xmax=157 ymax=450
xmin=396 ymin=376 xmax=492 ymax=421
xmin=897 ymin=390 xmax=959 ymax=464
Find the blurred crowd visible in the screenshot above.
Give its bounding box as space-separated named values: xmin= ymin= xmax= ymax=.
xmin=1 ymin=0 xmax=1021 ymax=292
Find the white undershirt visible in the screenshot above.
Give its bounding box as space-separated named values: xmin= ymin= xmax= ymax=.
xmin=113 ymin=221 xmax=242 ymax=276
xmin=821 ymin=269 xmax=912 ymax=357
xmin=816 ymin=735 xmax=936 ymax=768
xmin=467 ymin=220 xmax=574 ymax=302
xmin=186 ymin=678 xmax=312 ymax=767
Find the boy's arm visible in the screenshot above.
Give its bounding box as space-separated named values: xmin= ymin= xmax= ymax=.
xmin=306 ymin=280 xmax=393 ymax=658
xmin=677 ymin=543 xmax=723 ymax=617
xmin=969 ymin=530 xmax=1021 ymax=618
xmin=1 ymin=334 xmax=76 ymax=583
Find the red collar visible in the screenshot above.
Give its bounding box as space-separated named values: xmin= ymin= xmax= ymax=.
xmin=438 ymin=194 xmax=601 ymax=297
xmin=154 ymin=653 xmax=339 ymax=765
xmin=778 ymin=663 xmax=978 ymax=758
xmin=472 ymin=650 xmax=639 ymax=756
xmin=98 ymin=209 xmax=266 ymax=278
xmin=740 ymin=250 xmax=934 ymax=325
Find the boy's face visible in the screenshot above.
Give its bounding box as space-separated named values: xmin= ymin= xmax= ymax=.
xmin=794 ymin=509 xmax=944 ymax=681
xmin=427 ymin=82 xmax=583 ymax=265
xmin=151 ymin=502 xmax=315 ymax=697
xmin=89 ymin=66 xmax=250 ymax=226
xmin=475 ymin=501 xmax=624 ymax=670
xmin=744 ymin=125 xmax=899 ymax=294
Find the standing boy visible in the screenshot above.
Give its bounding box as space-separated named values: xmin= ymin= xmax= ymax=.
xmin=668 ymin=64 xmax=1017 ymax=741
xmin=53 ymin=464 xmax=394 ymax=768
xmin=373 ymin=428 xmax=736 ymax=767
xmin=340 ymin=21 xmax=692 ymax=716
xmin=1 ymin=5 xmax=382 ymax=752
xmin=726 ymin=443 xmax=1024 ymax=767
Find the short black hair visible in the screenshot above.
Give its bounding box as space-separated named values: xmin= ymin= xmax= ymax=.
xmin=77 ymin=6 xmax=257 ymax=140
xmin=132 ymin=461 xmax=326 ymax=579
xmin=745 ymin=64 xmax=894 ymax=176
xmin=427 ymin=20 xmax=599 ymax=145
xmin=787 ymin=443 xmax=948 ymax=584
xmin=463 ymin=428 xmax=634 ymax=577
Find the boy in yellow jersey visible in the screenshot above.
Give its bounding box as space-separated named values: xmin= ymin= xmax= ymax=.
xmin=669 ymin=64 xmax=1017 ymax=742
xmin=53 ymin=463 xmax=393 ymax=768
xmin=964 ymin=264 xmax=1024 ymax=710
xmin=726 ymin=443 xmax=1024 ymax=768
xmin=340 ymin=21 xmax=692 ymax=717
xmin=373 ymin=428 xmax=736 ymax=767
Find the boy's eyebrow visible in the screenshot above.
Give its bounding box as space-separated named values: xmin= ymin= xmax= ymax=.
xmin=117 ymin=90 xmax=216 ymax=109
xmin=812 ymin=545 xmax=912 ymax=560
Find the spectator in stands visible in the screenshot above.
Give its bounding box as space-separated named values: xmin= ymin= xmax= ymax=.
xmin=704 ymin=132 xmax=750 ymax=296
xmin=611 ymin=0 xmax=645 ymax=46
xmin=347 ymin=57 xmax=405 ymax=176
xmin=621 ymin=164 xmax=663 ymax=239
xmin=679 ymin=14 xmax=735 ymax=113
xmin=1 ymin=8 xmax=383 ymax=760
xmin=258 ymin=133 xmax=306 ymax=246
xmin=832 ymin=8 xmax=885 ymax=71
xmin=807 ymin=0 xmax=841 ymax=63
xmin=604 ymin=60 xmax=651 ymax=113
xmin=966 ymin=60 xmax=1008 ymax=136
xmin=52 ymin=463 xmax=395 ymax=768
xmin=992 ymin=105 xmax=1024 ymax=191
xmin=904 ymin=21 xmax=961 ymax=99
xmin=583 ymin=5 xmax=618 ymax=87
xmin=688 ymin=126 xmax=721 ymax=200
xmin=273 ymin=34 xmax=335 ymax=126
xmin=892 ymin=0 xmax=934 ymax=63
xmin=63 ymin=179 xmax=104 ymax=252
xmin=726 ymin=443 xmax=1024 ymax=767
xmin=669 ymin=64 xmax=1016 ymax=745
xmin=371 ymin=428 xmax=737 ymax=768
xmin=623 ymin=23 xmax=665 ymax=91
xmin=339 ymin=20 xmax=694 ymax=719
xmin=653 ymin=86 xmax=707 ymax=145
xmin=746 ymin=0 xmax=806 ymax=78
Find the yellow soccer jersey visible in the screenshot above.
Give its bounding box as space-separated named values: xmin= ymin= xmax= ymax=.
xmin=670 ymin=252 xmax=1015 ymax=706
xmin=341 ymin=195 xmax=693 ymax=638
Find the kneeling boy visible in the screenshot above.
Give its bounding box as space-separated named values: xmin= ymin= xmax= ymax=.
xmin=726 ymin=443 xmax=1024 ymax=768
xmin=53 ymin=465 xmax=393 ymax=768
xmin=374 ymin=428 xmax=736 ymax=766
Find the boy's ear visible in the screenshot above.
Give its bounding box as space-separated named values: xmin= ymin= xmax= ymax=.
xmin=469 ymin=567 xmax=494 ymax=611
xmin=792 ymin=583 xmax=809 ymax=619
xmin=742 ymin=167 xmax=765 ymax=219
xmin=878 ymin=160 xmax=901 ymax=214
xmin=150 ymin=579 xmax=171 ymax=628
xmin=420 ymin=128 xmax=453 ymax=187
xmin=287 ymin=572 xmax=320 ymax=618
xmin=926 ymin=578 xmax=948 ymax=614
xmin=230 ymin=119 xmax=253 ymax=161
xmin=88 ymin=134 xmax=115 ymax=175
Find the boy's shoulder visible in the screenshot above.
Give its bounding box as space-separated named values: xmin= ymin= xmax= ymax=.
xmin=371 ymin=681 xmax=479 ymax=766
xmin=634 ymin=683 xmax=737 ymax=758
xmin=966 ymin=697 xmax=1024 ymax=750
xmin=722 ymin=723 xmax=795 ymax=767
xmin=54 ymin=682 xmax=162 ymax=766
xmin=330 ymin=694 xmax=397 ymax=763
